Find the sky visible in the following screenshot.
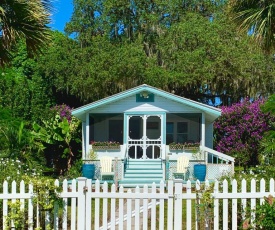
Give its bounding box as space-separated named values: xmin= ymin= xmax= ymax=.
xmin=49 ymin=0 xmax=74 ymax=32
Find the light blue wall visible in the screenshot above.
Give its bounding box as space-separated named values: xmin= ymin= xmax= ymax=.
xmin=88 ymin=95 xmax=198 ymax=114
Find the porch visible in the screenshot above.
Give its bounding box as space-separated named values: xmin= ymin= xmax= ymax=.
xmin=82 ymin=112 xmax=234 ymax=186
xmin=83 ymin=145 xmax=234 ymax=186
xmin=85 ymin=112 xmax=205 ymax=160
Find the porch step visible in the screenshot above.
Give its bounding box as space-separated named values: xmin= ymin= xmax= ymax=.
xmin=126 ymin=165 xmax=162 ymax=169
xmin=124 ymin=169 xmax=163 ymax=174
xmin=123 ymin=174 xmax=163 ymax=179
xmin=126 ymin=159 xmax=163 ymax=168
xmin=119 ymin=179 xmax=165 ymax=188
xmin=121 ymin=159 xmax=164 ymax=188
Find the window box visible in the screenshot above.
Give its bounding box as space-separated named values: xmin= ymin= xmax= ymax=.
xmin=169 ymin=143 xmax=184 ymax=150
xmin=169 ymin=142 xmax=200 ymax=151
xmin=91 ymin=141 xmax=120 ymax=151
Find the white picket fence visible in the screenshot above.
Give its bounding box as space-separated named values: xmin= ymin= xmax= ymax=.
xmin=0 ymin=177 xmax=275 ymax=229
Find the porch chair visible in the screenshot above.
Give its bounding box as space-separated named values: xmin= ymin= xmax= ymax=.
xmin=100 ymin=156 xmax=115 ymax=181
xmin=173 ymin=156 xmax=190 ymax=181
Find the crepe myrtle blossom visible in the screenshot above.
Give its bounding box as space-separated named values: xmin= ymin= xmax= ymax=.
xmin=51 ymin=104 xmax=73 ymax=122
xmin=214 ymin=98 xmax=275 ymax=166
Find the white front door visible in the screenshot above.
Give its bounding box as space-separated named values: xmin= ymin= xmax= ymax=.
xmin=126 ymin=114 xmax=163 ymax=159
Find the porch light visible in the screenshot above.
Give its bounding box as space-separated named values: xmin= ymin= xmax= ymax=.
xmin=140 ymin=91 xmax=149 ymax=98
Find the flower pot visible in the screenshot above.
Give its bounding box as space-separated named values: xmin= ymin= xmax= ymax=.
xmin=82 ymin=164 xmax=95 ymax=179
xmin=194 ymin=164 xmax=206 ymax=181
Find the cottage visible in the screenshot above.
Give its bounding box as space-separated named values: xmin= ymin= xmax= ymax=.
xmin=72 ymin=84 xmax=234 ymax=186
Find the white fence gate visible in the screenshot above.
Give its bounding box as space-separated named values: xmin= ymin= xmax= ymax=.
xmin=0 ymin=178 xmax=275 ymax=229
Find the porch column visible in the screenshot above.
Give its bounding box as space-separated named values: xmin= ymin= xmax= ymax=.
xmin=85 ymin=113 xmax=90 ymax=159
xmin=201 ymin=112 xmax=206 ymax=165
xmin=123 ymin=113 xmax=128 ymax=144
xmin=82 ymin=122 xmax=86 ymax=160
xmin=201 ymin=112 xmax=205 ymax=147
xmin=161 ymin=113 xmax=166 ymax=159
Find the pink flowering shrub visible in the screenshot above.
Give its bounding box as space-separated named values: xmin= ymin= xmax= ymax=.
xmin=214 ymin=98 xmax=275 ymax=167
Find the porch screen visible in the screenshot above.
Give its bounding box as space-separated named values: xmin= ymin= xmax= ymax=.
xmin=166 ymin=113 xmax=201 ymax=144
xmin=89 ymin=114 xmax=123 ymax=143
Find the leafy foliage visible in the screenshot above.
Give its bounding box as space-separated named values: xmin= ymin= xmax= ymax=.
xmin=240 ymin=195 xmax=275 ymax=230
xmin=0 ymin=63 xmax=54 ymax=122
xmin=0 ymin=110 xmax=45 ymax=167
xmin=254 ymin=195 xmax=275 ymax=230
xmin=0 ymin=158 xmax=42 ymax=184
xmin=38 ymin=11 xmax=275 ymax=106
xmin=259 ymin=95 xmax=275 ymax=165
xmin=214 ymin=99 xmax=275 ymax=167
xmin=4 ymin=176 xmax=62 ymax=230
xmin=32 ymin=105 xmax=81 ymax=174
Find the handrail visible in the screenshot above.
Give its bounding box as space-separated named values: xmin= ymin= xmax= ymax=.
xmin=201 ymin=146 xmax=235 ymax=163
xmin=123 ymin=145 xmax=128 ymax=172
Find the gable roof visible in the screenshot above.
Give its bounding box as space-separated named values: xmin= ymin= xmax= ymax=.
xmin=72 ymin=84 xmax=221 ymax=121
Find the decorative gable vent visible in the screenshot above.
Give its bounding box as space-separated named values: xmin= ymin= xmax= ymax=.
xmin=136 ymin=91 xmax=154 ymax=102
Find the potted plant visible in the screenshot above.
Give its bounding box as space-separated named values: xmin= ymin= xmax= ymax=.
xmin=82 ymin=150 xmax=97 ymax=179
xmin=192 ymin=149 xmax=207 ymax=181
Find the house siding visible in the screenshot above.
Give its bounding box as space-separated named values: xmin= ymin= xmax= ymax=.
xmin=89 ymin=95 xmax=199 ymax=113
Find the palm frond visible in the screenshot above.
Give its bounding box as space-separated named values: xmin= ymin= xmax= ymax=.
xmin=228 ymin=0 xmax=275 ymax=52
xmin=0 ymin=0 xmax=53 ymax=66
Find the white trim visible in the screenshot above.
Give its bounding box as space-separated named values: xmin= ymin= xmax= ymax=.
xmin=201 ymin=112 xmax=205 ymax=147
xmin=85 ymin=113 xmax=90 ymax=158
xmin=82 ymin=122 xmax=86 ymax=160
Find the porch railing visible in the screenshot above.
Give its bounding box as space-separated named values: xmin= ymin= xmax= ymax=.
xmin=201 ymin=146 xmax=235 ymax=179
xmin=127 ymin=138 xmax=162 ymax=159
xmin=201 ymin=146 xmax=235 ymax=165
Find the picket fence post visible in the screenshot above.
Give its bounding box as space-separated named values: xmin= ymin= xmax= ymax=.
xmin=213 ymin=180 xmax=219 ymax=230
xmin=174 ymin=179 xmax=183 ymax=230
xmin=232 ymin=179 xmax=238 ymax=229
xmin=77 ymin=177 xmax=87 ymax=230
xmin=167 ymin=180 xmax=174 ymax=230
xmin=186 ymin=180 xmax=192 ymax=230
xmin=250 ymin=179 xmax=256 ymax=228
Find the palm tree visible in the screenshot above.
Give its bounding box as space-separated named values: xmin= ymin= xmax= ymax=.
xmin=0 ymin=0 xmax=52 ymax=66
xmin=228 ymin=0 xmax=275 ymax=53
